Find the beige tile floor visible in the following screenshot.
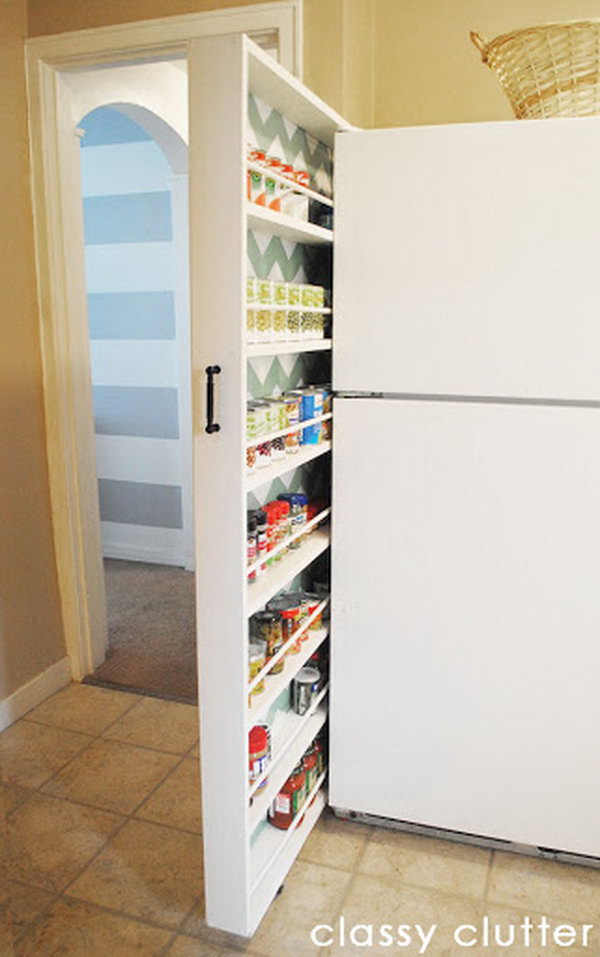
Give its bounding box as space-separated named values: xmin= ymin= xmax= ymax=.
xmin=1 ymin=683 xmax=600 ymax=956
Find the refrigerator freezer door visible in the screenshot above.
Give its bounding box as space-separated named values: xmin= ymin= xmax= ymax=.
xmin=334 ymin=119 xmax=600 ymax=400
xmin=330 ymin=398 xmax=600 ymax=856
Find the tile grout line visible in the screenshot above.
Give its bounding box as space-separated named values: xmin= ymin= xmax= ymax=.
xmin=57 ymin=747 xmax=199 ymax=900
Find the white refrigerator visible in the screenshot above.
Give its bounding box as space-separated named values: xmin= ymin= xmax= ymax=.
xmin=330 ymin=119 xmax=600 ymax=860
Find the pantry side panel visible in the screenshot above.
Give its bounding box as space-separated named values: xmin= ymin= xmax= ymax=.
xmin=189 ymin=35 xmax=250 ymax=936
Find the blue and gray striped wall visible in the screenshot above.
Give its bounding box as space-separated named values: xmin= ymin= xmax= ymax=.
xmin=80 ymin=106 xmax=189 ymax=567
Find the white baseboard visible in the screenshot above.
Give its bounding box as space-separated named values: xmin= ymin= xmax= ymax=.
xmin=0 ymin=657 xmax=72 ymax=732
xmin=102 ymin=542 xmax=186 ymax=566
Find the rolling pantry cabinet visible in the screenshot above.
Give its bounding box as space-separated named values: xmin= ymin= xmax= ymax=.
xmin=190 ymin=34 xmax=350 ymax=938
xmin=190 ymin=27 xmax=600 ymax=942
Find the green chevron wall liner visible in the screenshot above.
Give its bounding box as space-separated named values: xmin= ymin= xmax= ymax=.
xmin=246 ymin=95 xmax=332 ymax=509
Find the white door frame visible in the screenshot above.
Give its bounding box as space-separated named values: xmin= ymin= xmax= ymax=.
xmin=25 ymin=2 xmax=302 ymax=680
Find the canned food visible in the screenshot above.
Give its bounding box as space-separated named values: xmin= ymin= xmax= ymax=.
xmin=248 ymin=640 xmax=267 ymax=696
xmin=291 ymin=667 xmax=320 ymax=715
xmin=302 ymin=423 xmax=322 ymax=446
xmin=264 ymin=399 xmax=288 ymax=432
xmin=283 ymin=394 xmax=301 ymax=428
xmin=300 ymin=389 xmax=324 ymax=422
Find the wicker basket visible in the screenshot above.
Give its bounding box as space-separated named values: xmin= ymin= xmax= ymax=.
xmin=471 ymin=21 xmax=600 ymax=119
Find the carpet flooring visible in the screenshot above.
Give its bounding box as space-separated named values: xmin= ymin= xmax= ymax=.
xmin=86 ymin=559 xmax=198 ymax=704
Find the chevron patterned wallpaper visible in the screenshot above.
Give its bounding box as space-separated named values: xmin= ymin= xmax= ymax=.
xmin=246 ymin=95 xmax=332 ymax=509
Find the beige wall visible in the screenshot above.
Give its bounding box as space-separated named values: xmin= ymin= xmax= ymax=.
xmin=374 ymin=0 xmax=600 ymax=127
xmin=12 ymin=0 xmax=600 ymax=706
xmin=27 ymin=0 xmax=372 ymax=126
xmin=0 ymin=0 xmax=65 ymax=699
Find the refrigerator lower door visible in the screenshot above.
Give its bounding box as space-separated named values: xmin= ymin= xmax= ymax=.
xmin=330 ymin=397 xmax=600 ymax=857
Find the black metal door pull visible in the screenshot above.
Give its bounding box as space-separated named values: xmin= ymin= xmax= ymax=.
xmin=205 ymin=365 xmax=221 ymax=434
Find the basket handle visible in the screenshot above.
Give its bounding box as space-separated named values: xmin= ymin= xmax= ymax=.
xmin=470 ymin=31 xmax=489 ymax=62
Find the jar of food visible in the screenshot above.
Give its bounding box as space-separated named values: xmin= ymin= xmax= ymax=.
xmin=291 ymin=667 xmax=320 ymax=715
xmin=268 ymin=594 xmax=302 ymax=654
xmin=268 ymin=763 xmax=306 ymax=830
xmin=256 ymin=308 xmax=272 ymax=342
xmin=254 ymin=509 xmax=267 ymax=575
xmin=247 ymin=513 xmax=257 ymax=582
xmin=313 ymin=285 xmax=325 ymax=308
xmin=252 ymin=611 xmax=284 ymax=674
xmin=304 ymin=592 xmax=323 ymax=629
xmin=301 ymin=312 xmax=314 ymax=340
xmin=277 ymin=493 xmax=303 ymax=546
xmin=247 ymin=309 xmax=257 ymax=343
xmin=256 ymin=440 xmax=272 ymax=469
xmin=246 ymin=444 xmax=257 ymax=473
xmin=248 ymin=640 xmax=267 ymax=696
xmin=301 ymin=284 xmax=314 ymax=308
xmin=248 ymin=725 xmax=269 ymax=790
xmin=287 ymin=283 xmax=300 ymax=307
xmin=314 ymin=736 xmax=326 ymax=776
xmin=274 ymin=282 xmax=288 ymax=306
xmin=303 ymin=745 xmax=318 ymax=795
xmin=265 ymin=175 xmax=279 ymax=211
xmin=246 ymin=276 xmax=257 ymax=303
xmin=293 ymin=170 xmax=310 ymax=188
xmin=286 ymin=310 xmax=301 ymax=341
xmin=249 ymin=169 xmax=264 ymax=205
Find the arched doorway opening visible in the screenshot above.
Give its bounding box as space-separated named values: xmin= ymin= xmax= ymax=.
xmin=78 ymin=101 xmax=196 ymax=702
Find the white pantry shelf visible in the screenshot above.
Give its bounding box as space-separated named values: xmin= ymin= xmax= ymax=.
xmin=247 ymin=527 xmax=330 ymax=617
xmin=250 ymin=775 xmax=328 ymax=892
xmin=246 ymin=413 xmax=332 ymax=449
xmin=247 ymin=508 xmax=330 ymax=577
xmin=249 ymin=695 xmax=328 ymax=829
xmin=247 ymin=203 xmax=333 ymax=245
xmin=246 ymin=306 xmax=332 ymax=314
xmin=247 ymin=162 xmax=334 ymax=208
xmin=249 ymin=785 xmax=327 ymax=934
xmin=246 ymin=339 xmax=332 ymax=358
xmin=246 ymin=441 xmax=331 ymax=492
xmin=248 ymin=619 xmax=329 ymax=719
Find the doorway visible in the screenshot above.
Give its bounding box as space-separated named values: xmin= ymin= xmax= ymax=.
xmin=76 ymin=98 xmax=197 ymax=702
xmin=25 ymin=5 xmax=301 ymax=689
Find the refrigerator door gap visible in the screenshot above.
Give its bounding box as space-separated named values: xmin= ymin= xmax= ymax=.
xmin=335 ymin=392 xmax=600 ymax=409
